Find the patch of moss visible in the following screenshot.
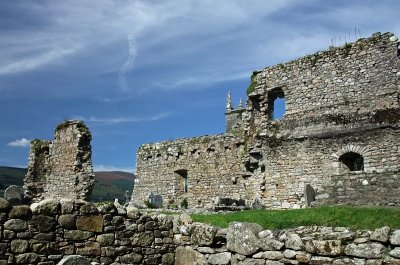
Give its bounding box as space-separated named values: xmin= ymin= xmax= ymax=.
xmin=246 ymin=71 xmax=259 ymax=95
xmin=30 ymin=139 xmax=51 ymax=153
xmin=342 ymin=42 xmax=352 ymax=57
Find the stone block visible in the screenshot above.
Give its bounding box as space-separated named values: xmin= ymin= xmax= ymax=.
xmin=285 ymin=234 xmax=304 ymax=250
xmin=344 ymin=243 xmax=385 ymax=259
xmin=31 ymin=199 xmax=60 ymax=215
xmin=64 ymin=230 xmax=94 ymax=241
xmin=15 ymin=253 xmax=40 ymax=264
xmin=131 ymin=231 xmax=154 ymax=246
xmin=96 ymin=233 xmax=115 ymax=246
xmin=76 ymin=242 xmax=101 ymax=256
xmin=31 ymin=215 xmax=56 ymax=232
xmin=76 ymin=215 xmax=103 ymax=232
xmin=371 ymin=226 xmax=391 ymax=243
xmin=10 ymin=239 xmax=29 ymax=253
xmin=391 ymin=230 xmax=400 ymax=245
xmin=57 ymin=255 xmax=91 ymax=265
xmin=226 ymin=222 xmax=262 ymax=255
xmin=175 ymin=246 xmax=207 ymax=265
xmin=208 ymin=252 xmax=231 ymax=265
xmin=119 ymin=253 xmax=143 ymax=264
xmin=9 ymin=206 xmax=32 ymax=220
xmin=305 ymin=240 xmax=343 ymax=256
xmin=58 ymin=214 xmax=77 ymax=229
xmin=191 ymin=222 xmax=217 ymax=246
xmin=4 ymin=219 xmax=27 ymax=232
xmin=0 ymin=198 xmax=11 ymax=212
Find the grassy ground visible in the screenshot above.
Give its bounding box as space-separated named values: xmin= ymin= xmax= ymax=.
xmin=191 ymin=206 xmax=400 ymax=230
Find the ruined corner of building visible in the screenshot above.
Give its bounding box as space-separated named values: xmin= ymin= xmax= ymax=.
xmin=131 ymin=32 xmax=400 ymax=210
xmin=23 ymin=120 xmax=95 ymax=203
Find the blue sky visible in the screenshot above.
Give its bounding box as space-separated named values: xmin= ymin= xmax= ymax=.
xmin=1 ymin=0 xmax=399 ymax=172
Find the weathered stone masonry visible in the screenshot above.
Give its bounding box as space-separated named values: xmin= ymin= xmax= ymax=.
xmin=133 ymin=134 xmax=255 ymax=209
xmin=0 ymin=198 xmax=176 ymax=265
xmin=132 ymin=32 xmax=400 ymax=209
xmin=2 ymin=198 xmax=400 ymax=264
xmin=24 ymin=120 xmax=95 ymax=202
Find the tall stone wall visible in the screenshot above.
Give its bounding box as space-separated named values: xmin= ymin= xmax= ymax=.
xmin=24 ymin=140 xmax=51 ymax=202
xmin=245 ymin=32 xmax=400 ymax=139
xmin=132 ymin=134 xmax=262 ymax=209
xmin=24 ymin=120 xmax=95 ymax=202
xmin=258 ymin=128 xmax=400 ymax=209
xmin=133 ymin=32 xmax=400 ymax=210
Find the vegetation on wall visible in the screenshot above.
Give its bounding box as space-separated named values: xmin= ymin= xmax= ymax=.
xmin=246 ymin=71 xmax=259 ymax=95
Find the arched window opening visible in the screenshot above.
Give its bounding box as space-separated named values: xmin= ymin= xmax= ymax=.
xmin=339 ymin=152 xmax=364 ymax=171
xmin=175 ymin=169 xmax=188 ymax=193
xmin=268 ymin=87 xmax=286 ymax=120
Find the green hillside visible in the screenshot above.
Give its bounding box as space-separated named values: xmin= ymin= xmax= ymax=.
xmin=0 ymin=167 xmax=134 ymax=202
xmin=0 ymin=166 xmax=26 ymax=194
xmin=90 ymin=178 xmax=135 ymax=203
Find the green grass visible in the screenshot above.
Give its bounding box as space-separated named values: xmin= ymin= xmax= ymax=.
xmin=191 ymin=206 xmax=400 ymax=230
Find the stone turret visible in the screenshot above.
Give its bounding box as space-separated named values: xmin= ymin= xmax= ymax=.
xmin=226 ymin=91 xmax=234 ymax=112
xmin=225 ymin=91 xmax=245 ymax=132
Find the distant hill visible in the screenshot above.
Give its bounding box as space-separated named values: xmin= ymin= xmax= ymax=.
xmin=0 ymin=166 xmax=27 ymax=194
xmin=0 ymin=166 xmax=135 ymax=202
xmin=90 ymin=171 xmax=135 ymax=202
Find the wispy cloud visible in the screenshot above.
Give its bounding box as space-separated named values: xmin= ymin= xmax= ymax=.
xmin=0 ymin=48 xmax=76 ymax=75
xmin=74 ymin=112 xmax=171 ymax=125
xmin=118 ymin=35 xmax=138 ymax=92
xmin=7 ymin=138 xmax=30 ymax=148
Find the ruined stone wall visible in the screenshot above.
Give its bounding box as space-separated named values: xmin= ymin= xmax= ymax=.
xmin=132 ymin=134 xmax=262 ymax=209
xmin=245 ymin=32 xmax=400 ymax=138
xmin=316 ymin=171 xmax=400 ymax=207
xmin=24 ymin=120 xmax=94 ymax=202
xmin=133 ymin=32 xmax=400 ymax=210
xmin=175 ymin=219 xmax=400 ymax=265
xmin=24 ymin=140 xmax=51 ymax=202
xmin=0 ymin=198 xmax=175 ymax=265
xmin=258 ymin=128 xmax=400 ymax=209
xmin=2 ymin=198 xmax=400 ymax=264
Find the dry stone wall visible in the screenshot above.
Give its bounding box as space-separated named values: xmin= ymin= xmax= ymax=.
xmin=133 ymin=32 xmax=400 ymax=210
xmin=175 ymin=217 xmax=400 ymax=265
xmin=2 ymin=198 xmax=400 ymax=265
xmin=0 ymin=198 xmax=175 ymax=265
xmin=24 ymin=120 xmax=95 ymax=202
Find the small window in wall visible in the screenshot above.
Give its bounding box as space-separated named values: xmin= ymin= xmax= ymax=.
xmin=339 ymin=152 xmax=364 ymax=171
xmin=175 ymin=169 xmax=188 ymax=193
xmin=267 ymin=87 xmax=286 ymax=120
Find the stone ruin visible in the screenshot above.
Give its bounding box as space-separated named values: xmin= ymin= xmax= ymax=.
xmin=131 ymin=32 xmax=400 ymax=210
xmin=23 ymin=120 xmax=95 ymax=202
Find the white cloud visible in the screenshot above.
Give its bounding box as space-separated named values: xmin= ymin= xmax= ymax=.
xmin=118 ymin=35 xmax=138 ymax=92
xmin=1 ymin=0 xmax=399 ymax=93
xmin=94 ymin=164 xmax=134 ymax=173
xmin=74 ymin=112 xmax=170 ymax=125
xmin=7 ymin=138 xmax=30 ymax=148
xmin=0 ymin=48 xmax=76 ymax=75
xmin=0 ymin=0 xmax=297 ymax=85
